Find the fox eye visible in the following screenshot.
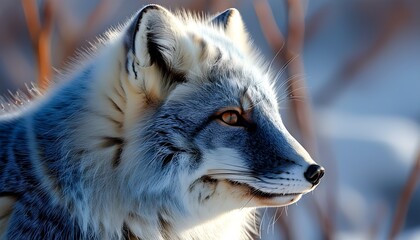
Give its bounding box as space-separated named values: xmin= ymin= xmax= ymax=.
xmin=220 ymin=111 xmax=240 ymax=126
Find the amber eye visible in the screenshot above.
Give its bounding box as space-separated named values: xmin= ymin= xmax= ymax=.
xmin=220 ymin=111 xmax=239 ymax=125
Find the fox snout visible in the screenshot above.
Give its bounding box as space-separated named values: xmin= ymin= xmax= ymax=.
xmin=283 ymin=137 xmax=325 ymax=187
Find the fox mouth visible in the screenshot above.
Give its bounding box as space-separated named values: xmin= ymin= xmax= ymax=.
xmin=225 ymin=179 xmax=301 ymax=199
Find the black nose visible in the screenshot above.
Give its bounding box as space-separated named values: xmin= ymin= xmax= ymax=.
xmin=304 ymin=164 xmax=325 ymax=185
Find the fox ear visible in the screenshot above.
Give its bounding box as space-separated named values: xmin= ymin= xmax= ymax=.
xmin=124 ymin=4 xmax=191 ymax=99
xmin=211 ymin=8 xmax=250 ymax=53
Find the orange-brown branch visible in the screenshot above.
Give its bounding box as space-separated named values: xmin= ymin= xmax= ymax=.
xmin=21 ymin=0 xmax=54 ymax=90
xmin=37 ymin=0 xmax=54 ymax=90
xmin=21 ymin=0 xmax=41 ymax=48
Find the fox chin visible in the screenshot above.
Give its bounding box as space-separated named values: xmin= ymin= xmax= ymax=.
xmin=0 ymin=4 xmax=324 ymax=240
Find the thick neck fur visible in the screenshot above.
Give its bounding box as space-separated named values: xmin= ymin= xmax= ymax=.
xmin=88 ymin=41 xmax=256 ymax=239
xmin=1 ymin=5 xmax=322 ymax=239
xmin=8 ymin=31 xmax=254 ymax=239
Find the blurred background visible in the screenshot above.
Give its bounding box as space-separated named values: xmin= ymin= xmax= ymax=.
xmin=0 ymin=0 xmax=419 ymax=239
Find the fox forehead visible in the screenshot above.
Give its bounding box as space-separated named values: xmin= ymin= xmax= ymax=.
xmin=166 ymin=63 xmax=278 ymax=114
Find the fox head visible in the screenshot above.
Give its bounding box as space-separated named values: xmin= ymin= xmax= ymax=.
xmin=94 ymin=4 xmax=324 ymax=237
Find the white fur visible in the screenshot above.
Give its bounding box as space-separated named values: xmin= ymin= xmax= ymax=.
xmin=0 ymin=5 xmax=323 ymax=240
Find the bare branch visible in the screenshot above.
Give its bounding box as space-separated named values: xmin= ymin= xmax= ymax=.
xmin=21 ymin=0 xmax=54 ymax=90
xmin=389 ymin=149 xmax=420 ymax=239
xmin=253 ymin=0 xmax=285 ymax=51
xmin=314 ymin=1 xmax=410 ymax=105
xmin=21 ymin=0 xmax=41 ymax=48
xmin=254 ymin=0 xmax=334 ymax=239
xmin=37 ymin=0 xmax=54 ymax=90
xmin=56 ymin=0 xmax=122 ymax=66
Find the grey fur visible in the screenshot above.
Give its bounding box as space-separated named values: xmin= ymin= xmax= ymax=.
xmin=0 ymin=4 xmax=323 ymax=240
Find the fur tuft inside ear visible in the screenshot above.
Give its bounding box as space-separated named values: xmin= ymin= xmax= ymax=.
xmin=126 ymin=5 xmax=186 ymax=71
xmin=211 ymin=8 xmax=250 ymax=53
xmin=124 ymin=5 xmax=193 ymax=102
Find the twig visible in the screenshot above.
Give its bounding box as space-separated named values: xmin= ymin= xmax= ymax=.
xmin=305 ymin=5 xmax=331 ymax=43
xmin=253 ymin=0 xmax=285 ymax=55
xmin=317 ymin=135 xmax=338 ymax=238
xmin=254 ymin=0 xmax=334 ymax=239
xmin=254 ymin=0 xmax=315 ymax=151
xmin=186 ymin=0 xmax=209 ymax=12
xmin=210 ymin=0 xmax=238 ymax=12
xmin=314 ymin=1 xmax=410 ymax=106
xmin=37 ymin=0 xmax=54 ymax=90
xmin=311 ymin=199 xmax=334 ymax=240
xmin=82 ymin=0 xmax=116 ymax=34
xmin=20 ymin=0 xmax=41 ymax=49
xmin=21 ymin=0 xmax=54 ymax=90
xmin=187 ymin=0 xmax=238 ymax=13
xmin=56 ymin=0 xmax=121 ymax=67
xmin=278 ymin=212 xmax=295 ymax=240
xmin=283 ymin=0 xmax=316 ymax=154
xmin=389 ymin=149 xmax=420 ymax=240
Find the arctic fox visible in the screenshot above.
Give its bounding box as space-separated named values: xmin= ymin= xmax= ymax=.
xmin=0 ymin=4 xmax=324 ymax=240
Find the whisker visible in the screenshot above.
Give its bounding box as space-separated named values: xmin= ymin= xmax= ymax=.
xmin=253 ymin=209 xmax=259 ymax=239
xmin=209 ymin=167 xmax=251 ymax=173
xmin=268 ymin=47 xmax=284 ymax=75
xmin=206 ymin=172 xmax=282 ymax=187
xmin=272 ymin=53 xmax=300 ymax=85
xmin=259 ymin=208 xmax=268 ymax=238
xmin=270 ymin=208 xmax=277 ymax=236
xmin=273 ymin=207 xmax=281 ymax=226
xmin=276 ymin=77 xmax=307 ymax=103
xmin=240 ymin=191 xmax=256 ymax=210
xmin=216 ymin=162 xmax=249 ymax=168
